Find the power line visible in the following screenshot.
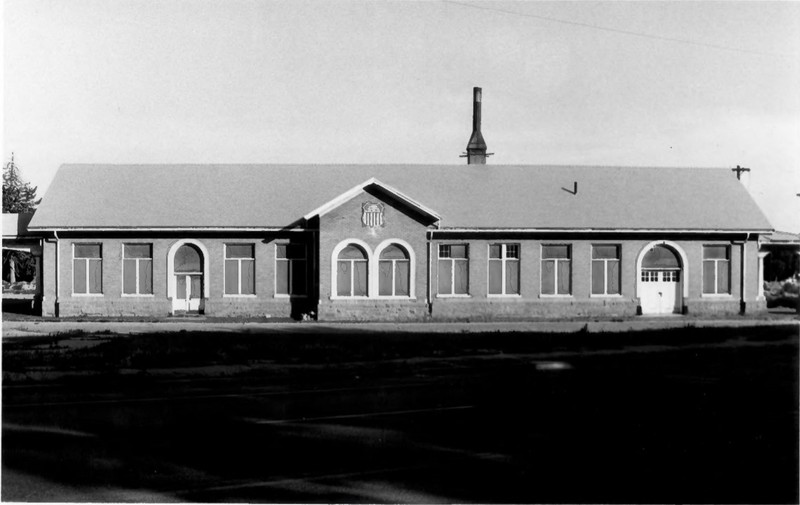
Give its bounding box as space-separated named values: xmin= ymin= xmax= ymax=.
xmin=442 ymin=0 xmax=796 ymax=59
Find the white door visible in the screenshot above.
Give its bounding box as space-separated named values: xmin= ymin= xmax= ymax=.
xmin=640 ymin=270 xmax=681 ymax=314
xmin=173 ymin=274 xmax=203 ymax=312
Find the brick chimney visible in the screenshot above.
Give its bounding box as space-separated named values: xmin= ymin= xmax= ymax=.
xmin=465 ymin=87 xmax=488 ymax=165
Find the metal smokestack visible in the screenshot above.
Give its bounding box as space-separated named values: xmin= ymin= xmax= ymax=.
xmin=465 ymin=87 xmax=489 ymax=165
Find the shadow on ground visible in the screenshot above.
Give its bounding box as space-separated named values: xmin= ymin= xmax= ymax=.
xmin=3 ymin=325 xmax=799 ymax=503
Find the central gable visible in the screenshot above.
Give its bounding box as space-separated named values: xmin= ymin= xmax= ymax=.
xmin=305 ymin=178 xmax=440 ymax=227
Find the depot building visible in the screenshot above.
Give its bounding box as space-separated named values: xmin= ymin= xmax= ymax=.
xmin=23 ymin=89 xmax=773 ymax=320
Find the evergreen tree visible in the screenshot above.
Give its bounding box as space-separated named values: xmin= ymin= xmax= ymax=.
xmin=3 ymin=153 xmax=40 ymax=285
xmin=3 ymin=153 xmax=41 ymax=213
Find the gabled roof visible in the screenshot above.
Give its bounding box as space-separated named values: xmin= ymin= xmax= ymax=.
xmin=303 ymin=177 xmax=441 ymax=222
xmin=763 ymin=230 xmax=800 ymax=244
xmin=28 ymin=164 xmax=773 ymax=232
xmin=2 ymin=213 xmax=36 ymax=238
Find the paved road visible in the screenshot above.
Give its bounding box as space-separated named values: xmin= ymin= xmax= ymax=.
xmin=3 ymin=316 xmax=797 ymax=337
xmin=3 ymin=326 xmax=798 ymax=503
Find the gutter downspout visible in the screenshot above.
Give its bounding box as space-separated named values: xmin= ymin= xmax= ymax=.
xmin=427 ymin=239 xmax=433 ymax=316
xmin=54 ymin=230 xmax=60 ymax=317
xmin=740 ymin=233 xmax=749 ymax=315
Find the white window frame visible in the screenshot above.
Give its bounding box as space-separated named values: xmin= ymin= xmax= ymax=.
xmin=437 ymin=243 xmax=470 ymax=297
xmin=223 ymin=243 xmax=256 ymax=297
xmin=590 ymin=244 xmax=622 ymax=297
xmin=540 ymin=244 xmax=572 ymax=297
xmin=702 ymin=245 xmax=732 ymax=297
xmin=121 ymin=243 xmax=154 ymax=297
xmin=376 ymin=241 xmax=414 ymax=299
xmin=331 ymin=239 xmax=372 ymax=299
xmin=72 ymin=243 xmax=103 ymax=296
xmin=488 ymin=243 xmax=520 ymax=297
xmin=275 ymin=243 xmax=308 ymax=298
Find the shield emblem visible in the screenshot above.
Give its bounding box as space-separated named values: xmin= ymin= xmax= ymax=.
xmin=361 ymin=202 xmax=385 ymax=228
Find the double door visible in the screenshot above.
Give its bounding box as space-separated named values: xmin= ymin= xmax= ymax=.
xmin=640 ymin=269 xmax=681 ymax=314
xmin=173 ymin=274 xmax=203 ymax=313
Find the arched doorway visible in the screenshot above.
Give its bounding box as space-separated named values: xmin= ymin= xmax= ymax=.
xmin=172 ymin=243 xmax=205 ymax=313
xmin=639 ymin=244 xmax=683 ymax=314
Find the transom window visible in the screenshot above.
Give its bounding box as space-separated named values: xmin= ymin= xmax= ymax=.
xmin=703 ymin=245 xmax=730 ymax=294
xmin=642 ymin=245 xmax=680 ymax=269
xmin=225 ymin=244 xmax=255 ymax=295
xmin=663 ymin=271 xmax=680 ymax=282
xmin=438 ymin=244 xmax=469 ymax=296
xmin=123 ymin=244 xmax=153 ymax=295
xmin=488 ymin=244 xmax=520 ymax=295
xmin=379 ymin=244 xmax=410 ymax=297
xmin=276 ymin=244 xmax=307 ymax=296
xmin=642 ymin=270 xmax=680 ymax=282
xmin=175 ymin=244 xmax=203 ymax=273
xmin=542 ymin=245 xmax=571 ymax=295
xmin=73 ymin=243 xmax=102 ymax=294
xmin=592 ymin=245 xmax=620 ymax=295
xmin=337 ymin=244 xmax=368 ymax=297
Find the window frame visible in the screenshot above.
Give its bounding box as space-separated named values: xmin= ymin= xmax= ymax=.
xmin=275 ymin=243 xmax=308 ymax=298
xmin=436 ymin=243 xmax=470 ymax=298
xmin=223 ymin=243 xmax=256 ymax=297
xmin=121 ymin=243 xmax=154 ymax=297
xmin=333 ymin=242 xmax=370 ymax=299
xmin=590 ymin=244 xmax=622 ymax=297
xmin=540 ymin=244 xmax=572 ymax=297
xmin=487 ymin=243 xmax=521 ymax=297
xmin=377 ymin=244 xmax=412 ymax=299
xmin=701 ymin=245 xmax=732 ymax=296
xmin=72 ymin=243 xmax=104 ymax=296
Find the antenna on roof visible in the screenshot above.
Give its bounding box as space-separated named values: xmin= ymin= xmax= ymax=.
xmin=731 ymin=165 xmax=750 ymax=180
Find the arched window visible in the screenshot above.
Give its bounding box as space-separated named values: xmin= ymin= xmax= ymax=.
xmin=175 ymin=244 xmax=203 ymax=272
xmin=642 ymin=245 xmax=680 ymax=269
xmin=379 ymin=244 xmax=410 ymax=296
xmin=337 ymin=244 xmax=368 ymax=297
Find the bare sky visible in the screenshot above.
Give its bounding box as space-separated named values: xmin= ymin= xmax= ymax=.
xmin=3 ymin=0 xmax=799 ymax=232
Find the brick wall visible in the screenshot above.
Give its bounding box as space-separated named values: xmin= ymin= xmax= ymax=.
xmin=318 ymin=189 xmax=433 ymax=320
xmin=48 ymin=234 xmax=312 ymax=318
xmin=38 ymin=226 xmax=764 ymax=319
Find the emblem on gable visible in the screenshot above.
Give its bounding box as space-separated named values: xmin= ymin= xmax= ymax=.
xmin=361 ymin=202 xmax=385 ymax=228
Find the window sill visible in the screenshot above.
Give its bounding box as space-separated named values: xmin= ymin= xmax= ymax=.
xmin=487 ymin=294 xmax=522 ymax=298
xmin=121 ymin=294 xmax=155 ymax=298
xmin=275 ymin=294 xmax=308 ymax=299
xmin=700 ymin=293 xmax=733 ymax=298
xmin=72 ymin=293 xmax=104 ymax=297
xmin=539 ymin=294 xmax=573 ymax=299
xmin=376 ymin=296 xmax=417 ymax=300
xmin=436 ymin=294 xmax=471 ymax=298
xmin=330 ymin=296 xmax=371 ymax=300
xmin=223 ymin=294 xmax=258 ymax=298
xmin=590 ymin=294 xmax=623 ymax=298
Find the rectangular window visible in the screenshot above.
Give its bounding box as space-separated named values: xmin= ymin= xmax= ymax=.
xmin=438 ymin=244 xmax=469 ymax=296
xmin=73 ymin=243 xmax=102 ymax=294
xmin=225 ymin=244 xmax=255 ymax=295
xmin=488 ymin=244 xmax=520 ymax=295
xmin=703 ymin=245 xmax=730 ymax=294
xmin=276 ymin=244 xmax=307 ymax=296
xmin=123 ymin=244 xmax=153 ymax=295
xmin=542 ymin=245 xmax=571 ymax=295
xmin=591 ymin=245 xmax=620 ymax=295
